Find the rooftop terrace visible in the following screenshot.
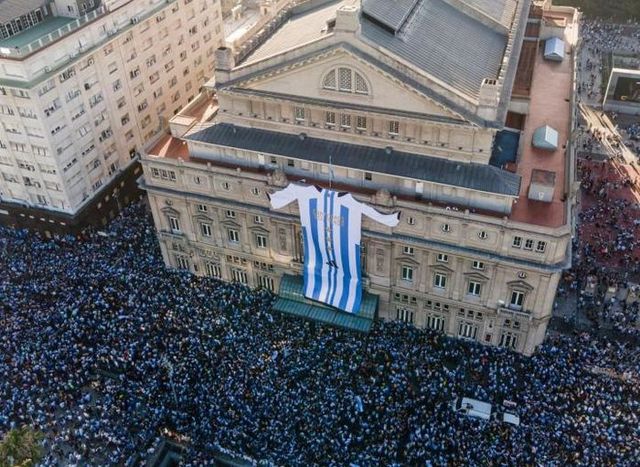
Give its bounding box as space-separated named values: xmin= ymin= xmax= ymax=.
xmin=509 ymin=9 xmax=577 ymax=228
xmin=0 ymin=16 xmax=75 ymax=50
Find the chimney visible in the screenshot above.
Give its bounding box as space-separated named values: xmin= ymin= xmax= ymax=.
xmin=478 ymin=78 xmax=500 ymax=121
xmin=335 ymin=4 xmax=360 ymax=34
xmin=215 ymin=47 xmax=235 ymax=84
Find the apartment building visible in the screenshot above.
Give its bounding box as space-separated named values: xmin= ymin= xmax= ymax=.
xmin=0 ymin=0 xmax=224 ymax=232
xmin=141 ymin=0 xmax=579 ymax=355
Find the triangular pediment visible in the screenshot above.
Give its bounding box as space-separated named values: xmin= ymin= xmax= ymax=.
xmin=229 ymin=47 xmax=470 ymax=124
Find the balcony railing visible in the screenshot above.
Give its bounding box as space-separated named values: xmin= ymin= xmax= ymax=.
xmin=0 ymin=6 xmax=107 ymax=58
xmin=498 ymin=305 xmax=533 ymax=320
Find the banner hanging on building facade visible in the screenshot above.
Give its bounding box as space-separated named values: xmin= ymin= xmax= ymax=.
xmin=269 ymin=184 xmax=399 ymax=313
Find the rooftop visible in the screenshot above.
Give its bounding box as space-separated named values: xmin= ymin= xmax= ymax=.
xmin=241 ymin=0 xmax=526 ymax=99
xmin=147 ymin=134 xmax=191 ymax=161
xmin=0 ymin=0 xmax=47 ymax=24
xmin=185 ymin=123 xmax=522 ymax=196
xmin=0 ymin=16 xmax=75 ymax=50
xmin=509 ymin=10 xmax=576 ymax=228
xmin=0 ymin=5 xmax=106 ymax=58
xmin=243 ymin=0 xmax=342 ymax=64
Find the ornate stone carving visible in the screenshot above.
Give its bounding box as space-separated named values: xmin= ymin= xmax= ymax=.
xmin=373 ymin=188 xmax=393 ymax=207
xmin=268 ymin=168 xmax=289 ymax=187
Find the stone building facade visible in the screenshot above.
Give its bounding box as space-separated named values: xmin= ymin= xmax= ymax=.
xmin=142 ymin=0 xmax=578 ymax=355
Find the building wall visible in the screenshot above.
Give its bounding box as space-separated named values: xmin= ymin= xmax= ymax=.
xmin=142 ymin=155 xmax=569 ymax=355
xmin=0 ymin=0 xmax=224 ymax=215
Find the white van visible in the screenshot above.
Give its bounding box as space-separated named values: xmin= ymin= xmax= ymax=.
xmin=451 ymin=397 xmax=492 ymax=421
xmin=502 ymin=412 xmax=521 ymax=426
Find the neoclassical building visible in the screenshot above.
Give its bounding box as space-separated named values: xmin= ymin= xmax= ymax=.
xmin=142 ymin=0 xmax=579 ymax=355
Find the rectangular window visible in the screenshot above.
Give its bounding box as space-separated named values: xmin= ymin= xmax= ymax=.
xmin=294 ymin=106 xmax=305 ymax=121
xmin=389 ymin=120 xmax=399 ymax=135
xmin=401 ymin=265 xmax=414 ymax=282
xmin=254 ymin=215 xmax=264 ymax=224
xmin=258 ymin=275 xmax=275 ymax=291
xmin=472 ymin=260 xmax=484 ymax=270
xmin=325 ymin=111 xmax=336 ymax=126
xmin=524 ymin=239 xmax=534 ymax=250
xmin=197 ymin=203 xmax=207 ymax=212
xmin=205 ymin=262 xmax=221 ymax=278
xmin=510 ymin=291 xmax=525 ymax=309
xmin=231 ymin=268 xmax=248 ymax=284
xmin=536 ymin=241 xmax=547 ymax=253
xmin=340 ymin=114 xmax=351 ymax=128
xmin=364 ymin=172 xmax=372 ymax=181
xmin=458 ymin=321 xmax=478 ymax=339
xmin=434 ymin=273 xmax=447 ymax=289
xmin=468 ymin=281 xmax=481 ymax=296
xmin=200 ymin=223 xmax=212 ymax=237
xmin=175 ymin=256 xmax=189 ymax=270
xmin=169 ymin=216 xmax=180 ymax=232
xmin=225 ymin=210 xmax=235 ymax=218
xmin=356 ymin=116 xmax=367 ymax=130
xmin=437 ymin=253 xmax=448 ymax=263
xmin=396 ymin=307 xmax=414 ymax=324
xmin=228 ymin=229 xmax=239 ymax=243
xmin=255 ymin=234 xmax=267 ymax=249
xmin=403 ymin=246 xmax=414 ymax=255
xmin=427 ymin=314 xmax=445 ymax=332
xmin=512 ymin=236 xmax=522 ymax=248
xmin=500 ymin=332 xmax=518 ymax=350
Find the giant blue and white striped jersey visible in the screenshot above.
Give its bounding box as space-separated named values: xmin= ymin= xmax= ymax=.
xmin=270 ymin=184 xmax=399 ymax=313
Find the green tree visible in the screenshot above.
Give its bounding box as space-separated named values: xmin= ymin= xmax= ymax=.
xmin=0 ymin=427 xmax=44 ymax=467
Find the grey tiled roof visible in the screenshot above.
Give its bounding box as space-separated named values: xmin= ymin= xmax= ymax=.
xmin=463 ymin=0 xmax=517 ymax=27
xmin=0 ymin=0 xmax=47 ymax=24
xmin=361 ymin=0 xmax=420 ymax=32
xmin=242 ymin=0 xmax=521 ymax=99
xmin=361 ymin=0 xmax=509 ymax=98
xmin=243 ymin=0 xmax=345 ymax=64
xmin=186 ymin=123 xmax=521 ymax=196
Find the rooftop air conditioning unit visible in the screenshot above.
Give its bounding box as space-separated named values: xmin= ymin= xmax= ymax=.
xmin=44 ymin=66 xmax=51 ymax=73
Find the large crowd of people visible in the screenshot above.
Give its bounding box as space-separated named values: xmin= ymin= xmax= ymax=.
xmin=579 ymin=20 xmax=640 ymax=105
xmin=571 ymin=18 xmax=640 ymax=336
xmin=1 ymin=203 xmax=639 ymax=466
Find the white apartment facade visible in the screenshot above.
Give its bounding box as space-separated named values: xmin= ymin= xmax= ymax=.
xmin=0 ymin=0 xmax=224 ymax=230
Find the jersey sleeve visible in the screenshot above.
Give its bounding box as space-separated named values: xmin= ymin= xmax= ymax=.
xmin=268 ymin=183 xmax=309 ymax=210
xmin=352 ymin=196 xmax=400 ymax=227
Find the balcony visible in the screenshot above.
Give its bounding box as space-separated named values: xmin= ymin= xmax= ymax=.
xmin=498 ymin=305 xmax=533 ymax=320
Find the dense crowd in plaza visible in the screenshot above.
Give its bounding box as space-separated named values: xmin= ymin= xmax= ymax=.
xmin=579 ymin=20 xmax=640 ymax=104
xmin=570 ymin=18 xmax=640 ymax=336
xmin=1 ymin=203 xmax=639 ymax=465
xmin=576 ymin=156 xmax=640 ymax=333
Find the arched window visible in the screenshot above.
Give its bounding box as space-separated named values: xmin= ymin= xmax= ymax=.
xmin=322 ymin=67 xmax=369 ymax=95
